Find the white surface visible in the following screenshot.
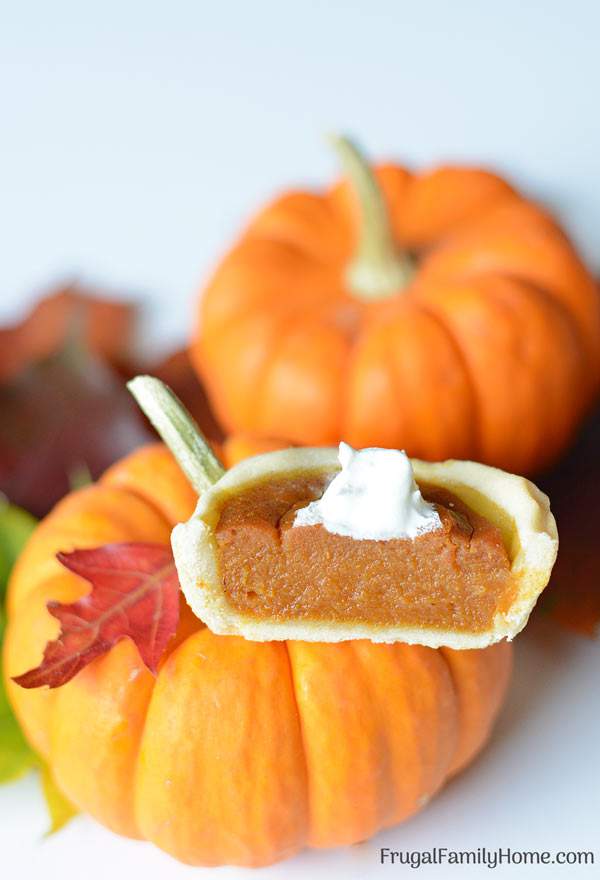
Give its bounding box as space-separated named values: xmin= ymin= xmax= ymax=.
xmin=2 ymin=619 xmax=599 ymax=878
xmin=1 ymin=2 xmax=600 ymax=877
xmin=294 ymin=444 xmax=442 ymax=540
xmin=1 ymin=0 xmax=600 ymax=355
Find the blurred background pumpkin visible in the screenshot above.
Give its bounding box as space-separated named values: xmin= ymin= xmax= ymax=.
xmin=192 ymin=137 xmax=600 ymax=475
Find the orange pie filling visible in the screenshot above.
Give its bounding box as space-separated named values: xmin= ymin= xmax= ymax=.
xmin=213 ymin=473 xmax=516 ymax=633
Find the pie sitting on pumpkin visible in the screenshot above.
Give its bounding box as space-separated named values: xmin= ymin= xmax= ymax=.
xmin=3 ymin=377 xmax=557 ymax=867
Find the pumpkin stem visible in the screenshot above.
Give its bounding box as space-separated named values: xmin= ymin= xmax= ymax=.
xmin=331 ymin=134 xmax=414 ymax=300
xmin=127 ymin=375 xmax=225 ymax=495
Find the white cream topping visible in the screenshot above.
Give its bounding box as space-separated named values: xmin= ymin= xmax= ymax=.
xmin=293 ymin=443 xmax=442 ymax=541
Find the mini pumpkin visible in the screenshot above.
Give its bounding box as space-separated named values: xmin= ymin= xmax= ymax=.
xmin=192 ymin=137 xmax=600 ymax=474
xmin=5 ymin=439 xmax=512 ymax=867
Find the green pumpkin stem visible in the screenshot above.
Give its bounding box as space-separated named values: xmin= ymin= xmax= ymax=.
xmin=127 ymin=375 xmax=225 ymax=495
xmin=331 ymin=134 xmax=414 ymax=300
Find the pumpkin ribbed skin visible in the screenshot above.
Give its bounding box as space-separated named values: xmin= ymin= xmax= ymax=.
xmin=4 ymin=444 xmax=512 ymax=867
xmin=193 ymin=165 xmax=600 ymax=474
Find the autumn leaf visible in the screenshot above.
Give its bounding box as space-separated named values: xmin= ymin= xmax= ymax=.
xmin=14 ymin=543 xmax=179 ymax=689
xmin=0 ymin=283 xmax=136 ymax=383
xmin=0 ymin=284 xmax=155 ymax=517
xmin=0 ymin=339 xmax=152 ymax=517
xmin=538 ymin=403 xmax=600 ymax=636
xmin=0 ymin=285 xmax=225 ymax=517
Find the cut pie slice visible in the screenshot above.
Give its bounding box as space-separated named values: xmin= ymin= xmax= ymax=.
xmin=130 ymin=377 xmax=558 ymax=649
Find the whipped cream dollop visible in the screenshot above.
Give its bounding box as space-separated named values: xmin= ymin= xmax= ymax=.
xmin=293 ymin=443 xmax=442 ymax=541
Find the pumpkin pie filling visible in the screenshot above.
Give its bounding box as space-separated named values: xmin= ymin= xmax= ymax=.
xmin=214 ymin=474 xmax=515 ymax=633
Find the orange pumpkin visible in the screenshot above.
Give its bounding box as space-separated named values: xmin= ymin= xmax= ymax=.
xmin=192 ymin=137 xmax=600 ymax=474
xmin=4 ymin=441 xmax=511 ymax=867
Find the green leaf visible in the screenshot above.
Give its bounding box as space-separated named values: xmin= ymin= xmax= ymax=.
xmin=40 ymin=762 xmax=78 ymax=835
xmin=0 ymin=502 xmax=37 ymax=596
xmin=0 ymin=663 xmax=36 ymax=783
xmin=0 ymin=500 xmax=38 ymax=781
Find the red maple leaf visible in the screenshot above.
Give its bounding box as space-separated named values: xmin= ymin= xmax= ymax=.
xmin=13 ymin=543 xmax=179 ymax=689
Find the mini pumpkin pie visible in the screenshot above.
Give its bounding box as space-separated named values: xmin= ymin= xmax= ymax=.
xmin=171 ymin=441 xmax=557 ymax=649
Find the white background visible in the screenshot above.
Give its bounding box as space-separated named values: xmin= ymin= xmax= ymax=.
xmin=1 ymin=0 xmax=600 ymax=353
xmin=1 ymin=1 xmax=600 ymax=877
